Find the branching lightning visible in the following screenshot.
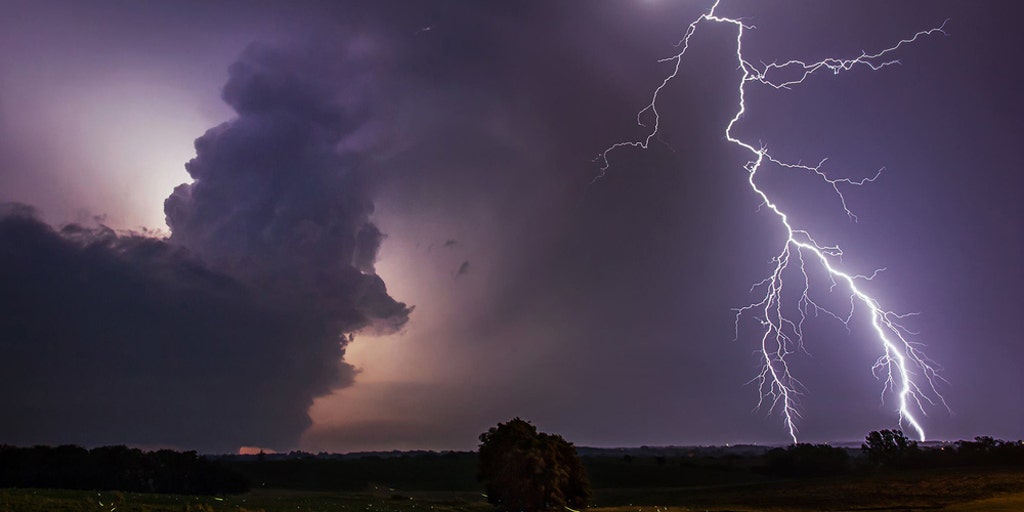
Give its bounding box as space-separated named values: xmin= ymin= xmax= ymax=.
xmin=596 ymin=1 xmax=948 ymax=443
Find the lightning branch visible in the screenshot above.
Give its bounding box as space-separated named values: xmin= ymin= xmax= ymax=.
xmin=596 ymin=0 xmax=949 ymax=443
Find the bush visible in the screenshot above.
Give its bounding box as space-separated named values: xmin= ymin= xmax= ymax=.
xmin=478 ymin=418 xmax=590 ymax=512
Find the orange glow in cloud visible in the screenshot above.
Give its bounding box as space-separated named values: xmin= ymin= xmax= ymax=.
xmin=238 ymin=446 xmax=276 ymax=455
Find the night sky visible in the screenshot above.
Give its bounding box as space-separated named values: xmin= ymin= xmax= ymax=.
xmin=1 ymin=1 xmax=1021 ymax=454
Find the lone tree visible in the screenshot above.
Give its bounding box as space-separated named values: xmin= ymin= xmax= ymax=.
xmin=862 ymin=429 xmax=918 ymax=467
xmin=478 ymin=418 xmax=590 ymax=511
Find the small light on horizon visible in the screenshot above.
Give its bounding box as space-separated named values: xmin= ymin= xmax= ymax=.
xmin=239 ymin=446 xmax=276 ymax=455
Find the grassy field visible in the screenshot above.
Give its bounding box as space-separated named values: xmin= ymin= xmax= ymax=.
xmin=942 ymin=491 xmax=1024 ymax=512
xmin=592 ymin=466 xmax=1024 ymax=508
xmin=0 ymin=487 xmax=490 ymax=512
xmin=2 ymin=466 xmax=1022 ymax=512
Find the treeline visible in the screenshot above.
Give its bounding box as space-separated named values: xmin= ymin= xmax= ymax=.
xmin=762 ymin=431 xmax=1024 ymax=477
xmin=225 ymin=451 xmax=757 ymax=492
xmin=222 ymin=433 xmax=1024 ymax=493
xmin=860 ymin=431 xmax=1024 ymax=470
xmin=4 ymin=433 xmax=1020 ymax=495
xmin=0 ymin=445 xmax=249 ymax=495
xmin=224 ymin=451 xmax=480 ymax=491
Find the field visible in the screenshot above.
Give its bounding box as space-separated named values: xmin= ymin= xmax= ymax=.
xmin=2 ymin=466 xmax=1023 ymax=512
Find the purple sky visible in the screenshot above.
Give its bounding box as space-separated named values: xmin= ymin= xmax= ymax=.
xmin=0 ymin=1 xmax=1021 ymax=453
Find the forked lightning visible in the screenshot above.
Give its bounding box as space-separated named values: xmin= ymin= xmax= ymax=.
xmin=597 ymin=1 xmax=948 ymax=443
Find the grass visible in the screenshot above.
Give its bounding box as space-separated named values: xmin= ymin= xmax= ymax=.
xmin=2 ymin=466 xmax=1022 ymax=512
xmin=0 ymin=487 xmax=490 ymax=512
xmin=593 ymin=466 xmax=1024 ymax=510
xmin=943 ymin=491 xmax=1024 ymax=512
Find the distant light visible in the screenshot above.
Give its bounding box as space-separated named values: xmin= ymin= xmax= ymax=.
xmin=238 ymin=446 xmax=276 ymax=455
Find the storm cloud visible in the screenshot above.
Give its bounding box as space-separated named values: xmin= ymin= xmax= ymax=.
xmin=165 ymin=41 xmax=408 ymax=331
xmin=0 ymin=39 xmax=409 ymax=452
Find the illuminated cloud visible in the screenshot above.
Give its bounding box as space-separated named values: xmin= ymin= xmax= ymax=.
xmin=0 ymin=38 xmax=409 ymax=452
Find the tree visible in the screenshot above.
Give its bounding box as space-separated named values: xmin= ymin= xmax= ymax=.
xmin=862 ymin=429 xmax=918 ymax=467
xmin=478 ymin=418 xmax=591 ymax=512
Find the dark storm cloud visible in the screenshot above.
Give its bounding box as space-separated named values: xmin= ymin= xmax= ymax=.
xmin=165 ymin=42 xmax=408 ymax=331
xmin=353 ymin=224 xmax=386 ymax=274
xmin=0 ymin=39 xmax=409 ymax=452
xmin=0 ymin=208 xmax=337 ymax=451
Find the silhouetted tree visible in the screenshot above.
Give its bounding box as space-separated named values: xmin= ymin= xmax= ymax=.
xmin=862 ymin=429 xmax=918 ymax=467
xmin=478 ymin=418 xmax=591 ymax=512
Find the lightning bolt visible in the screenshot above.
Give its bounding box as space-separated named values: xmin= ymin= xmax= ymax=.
xmin=596 ymin=1 xmax=949 ymax=443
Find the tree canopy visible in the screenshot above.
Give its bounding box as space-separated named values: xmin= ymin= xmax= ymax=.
xmin=478 ymin=418 xmax=590 ymax=511
xmin=862 ymin=429 xmax=918 ymax=467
